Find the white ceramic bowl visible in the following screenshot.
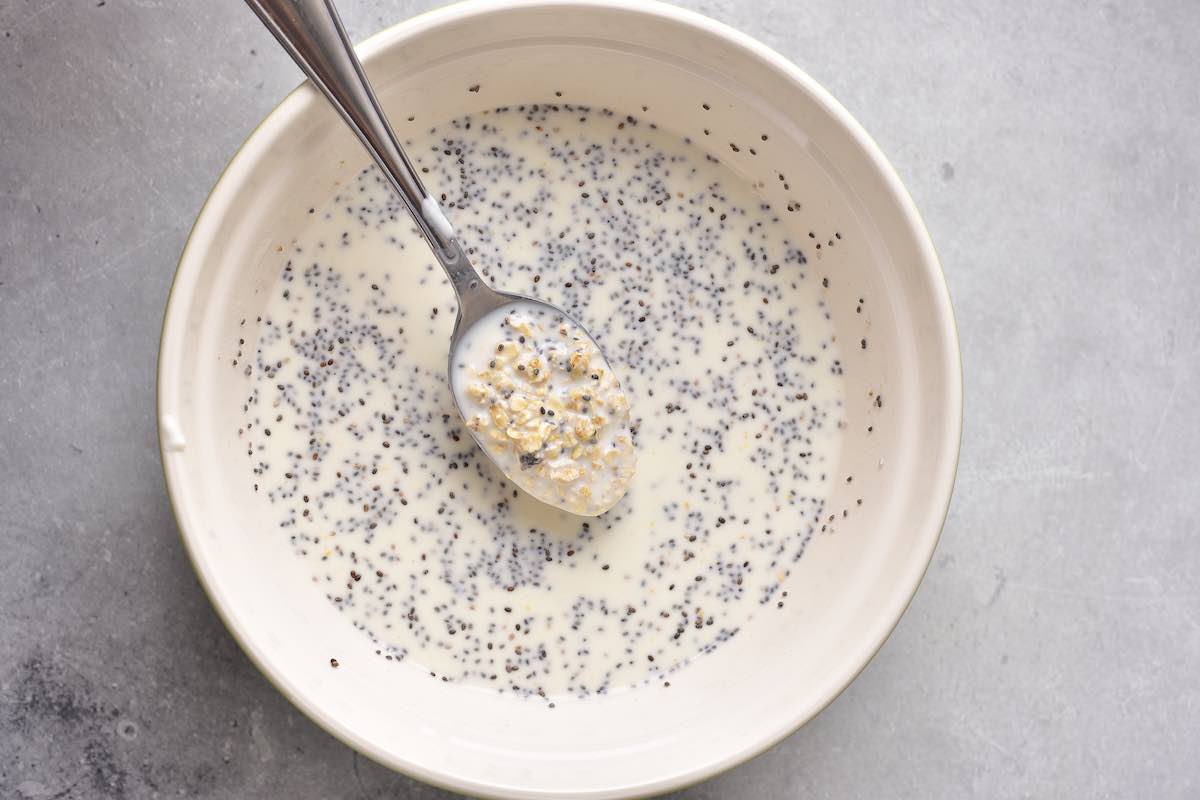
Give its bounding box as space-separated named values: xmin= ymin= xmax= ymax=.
xmin=159 ymin=1 xmax=961 ymax=796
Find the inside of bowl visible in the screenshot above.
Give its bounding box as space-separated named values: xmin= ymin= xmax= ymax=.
xmin=160 ymin=3 xmax=958 ymax=796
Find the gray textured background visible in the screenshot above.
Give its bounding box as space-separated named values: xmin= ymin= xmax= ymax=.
xmin=2 ymin=0 xmax=1198 ymax=797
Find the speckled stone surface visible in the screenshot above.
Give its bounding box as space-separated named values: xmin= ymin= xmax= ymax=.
xmin=2 ymin=0 xmax=1198 ymax=797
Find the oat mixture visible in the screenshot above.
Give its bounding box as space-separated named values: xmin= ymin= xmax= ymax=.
xmin=453 ymin=304 xmax=635 ymax=516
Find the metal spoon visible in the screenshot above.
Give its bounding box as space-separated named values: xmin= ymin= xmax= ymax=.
xmin=245 ymin=0 xmax=635 ymax=515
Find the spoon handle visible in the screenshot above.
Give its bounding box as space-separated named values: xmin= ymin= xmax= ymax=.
xmin=245 ymin=0 xmax=459 ymax=260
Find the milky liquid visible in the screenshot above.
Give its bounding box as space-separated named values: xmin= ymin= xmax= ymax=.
xmin=240 ymin=104 xmax=845 ymax=699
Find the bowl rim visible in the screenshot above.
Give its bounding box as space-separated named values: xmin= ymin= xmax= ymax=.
xmin=158 ymin=1 xmax=963 ymax=797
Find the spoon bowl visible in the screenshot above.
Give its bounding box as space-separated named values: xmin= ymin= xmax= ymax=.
xmin=449 ymin=296 xmax=636 ymax=516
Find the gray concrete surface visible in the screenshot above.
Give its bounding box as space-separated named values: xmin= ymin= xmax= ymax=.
xmin=2 ymin=0 xmax=1198 ymax=796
